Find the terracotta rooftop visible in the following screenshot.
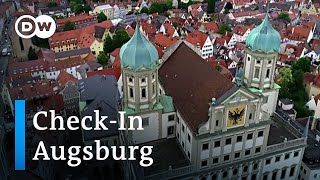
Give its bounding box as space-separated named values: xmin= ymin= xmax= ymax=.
xmin=185 ymin=31 xmax=209 ymax=48
xmin=203 ymin=21 xmax=219 ymax=33
xmin=87 ymin=67 xmax=121 ymax=80
xmin=159 ymin=43 xmax=235 ymax=133
xmin=232 ymin=24 xmax=253 ymax=36
xmin=286 ymin=26 xmax=311 ymax=41
xmin=153 ymin=33 xmax=178 ymax=49
xmin=56 ymin=14 xmax=96 ymax=26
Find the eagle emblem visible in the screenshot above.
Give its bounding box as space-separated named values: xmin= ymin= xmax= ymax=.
xmin=228 ymin=107 xmax=245 ymax=125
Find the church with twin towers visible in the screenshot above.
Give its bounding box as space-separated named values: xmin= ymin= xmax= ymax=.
xmin=118 ymin=5 xmax=306 ymax=180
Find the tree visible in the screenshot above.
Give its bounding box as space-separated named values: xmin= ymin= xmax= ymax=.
xmin=278 ymin=12 xmax=290 ymax=22
xmin=97 ymin=53 xmax=110 ymax=66
xmin=165 ymin=0 xmax=173 ymax=10
xmin=219 ymin=24 xmax=231 ymax=34
xmin=97 ymin=12 xmax=108 ymax=22
xmin=83 ymin=5 xmax=92 ymax=13
xmin=69 ymin=0 xmax=81 ymax=11
xmin=28 ymin=47 xmax=38 ymax=60
xmin=63 ymin=21 xmax=76 ymax=31
xmin=48 ymin=2 xmax=57 ymax=7
xmin=73 ymin=4 xmax=84 ymax=14
xmin=292 ymin=57 xmax=311 ymax=73
xmin=277 ymin=67 xmax=292 ymax=97
xmin=207 ymin=0 xmax=216 ymax=14
xmin=149 ymin=3 xmax=169 ymax=14
xmin=103 ymin=34 xmax=114 ymax=54
xmin=112 ymin=30 xmax=130 ymax=49
xmin=32 ymin=36 xmax=49 ymax=49
xmin=140 ymin=7 xmax=149 ymax=14
xmin=225 ymin=2 xmax=233 ymax=11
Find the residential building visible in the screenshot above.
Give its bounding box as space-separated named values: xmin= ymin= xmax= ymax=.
xmin=56 ymin=14 xmax=97 ymax=31
xmin=304 ymin=72 xmax=320 ymax=98
xmin=185 ymin=31 xmax=213 ymax=59
xmin=90 ymin=4 xmax=114 ymax=20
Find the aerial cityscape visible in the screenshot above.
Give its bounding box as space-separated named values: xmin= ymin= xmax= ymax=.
xmin=0 ymin=0 xmax=320 ymax=179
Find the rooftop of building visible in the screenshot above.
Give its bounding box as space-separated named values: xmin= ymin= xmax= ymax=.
xmin=141 ymin=138 xmax=190 ymax=176
xmin=79 ymin=75 xmax=120 ymax=141
xmin=267 ymin=120 xmax=297 ymax=146
xmin=159 ymin=42 xmax=235 ymax=133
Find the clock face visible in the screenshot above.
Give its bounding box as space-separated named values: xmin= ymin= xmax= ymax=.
xmin=227 ymin=106 xmax=246 ymax=128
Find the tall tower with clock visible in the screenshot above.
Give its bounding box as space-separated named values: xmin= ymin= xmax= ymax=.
xmin=243 ymin=11 xmax=281 ymax=115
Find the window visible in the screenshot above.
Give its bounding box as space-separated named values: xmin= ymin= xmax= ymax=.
xmin=245 ymin=149 xmax=251 ymax=156
xmin=253 ymin=163 xmax=258 ymax=170
xmin=236 ymin=135 xmax=242 ymax=142
xmin=263 ymin=174 xmax=268 ymax=180
xmin=284 ymin=153 xmax=290 ymax=160
xmin=212 ymin=157 xmax=219 ymax=164
xmin=224 ymin=155 xmax=230 ymax=161
xmin=255 ymin=147 xmax=261 ymax=153
xmin=129 ymin=88 xmax=134 ymax=98
xmin=187 ymin=151 xmax=190 ymax=158
xmin=252 ymin=174 xmax=257 ymax=180
xmin=223 ymin=171 xmax=228 ymax=178
xmin=257 ymin=60 xmax=261 ymax=64
xmin=167 ymin=126 xmax=174 ymax=135
xmin=249 ymin=113 xmax=252 ymax=120
xmin=280 ymin=169 xmax=286 ymax=179
xmin=275 ymin=156 xmax=281 ymax=162
xmin=233 ymin=168 xmax=238 ymax=175
xmin=266 ymin=158 xmax=271 ymax=165
xmin=182 ymin=124 xmax=185 ymax=132
xmin=272 ymin=171 xmax=277 ymax=180
xmin=294 ymin=151 xmax=299 ymax=157
xmin=216 ymin=120 xmax=219 ymax=126
xmin=201 ymin=160 xmax=208 ymax=167
xmin=141 ymin=78 xmax=146 ymax=83
xmin=225 ymin=138 xmax=232 ymax=145
xmin=247 ymin=57 xmax=251 ymax=61
xmin=141 ymin=88 xmax=146 ymax=98
xmin=168 ymin=115 xmax=175 ymax=121
xmin=258 ymin=130 xmax=264 ymax=137
xmin=289 ymin=166 xmax=295 ymax=177
xmin=234 ymin=152 xmax=240 ymax=159
xmin=247 ymin=133 xmax=253 ymax=140
xmin=177 ymin=116 xmax=179 ymax=124
xmin=129 ymin=77 xmax=133 ymax=83
xmin=268 ymin=60 xmax=272 ymax=64
xmin=142 ymin=118 xmax=149 ymax=127
xmin=243 ymin=166 xmax=248 ymax=172
xmin=177 ymin=133 xmax=179 ymax=139
xmin=187 ymin=134 xmax=191 ymax=142
xmin=214 ymin=140 xmax=220 ymax=147
xmin=202 ymin=143 xmax=209 ymax=150
xmin=266 ymin=69 xmax=270 ymax=79
xmin=254 ymin=68 xmax=260 ymax=78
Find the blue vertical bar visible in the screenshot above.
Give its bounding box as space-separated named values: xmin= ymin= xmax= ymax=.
xmin=15 ymin=100 xmax=25 ymax=170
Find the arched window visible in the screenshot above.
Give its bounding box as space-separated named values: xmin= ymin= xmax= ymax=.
xmin=141 ymin=88 xmax=146 ymax=98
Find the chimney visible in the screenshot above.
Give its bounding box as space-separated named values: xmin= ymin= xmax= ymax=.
xmin=164 ymin=47 xmax=167 ymax=52
xmin=291 ymin=27 xmax=295 ymax=34
xmin=196 ymin=42 xmax=200 ymax=48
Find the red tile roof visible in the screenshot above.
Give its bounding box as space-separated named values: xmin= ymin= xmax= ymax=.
xmin=56 ymin=14 xmax=96 ymax=27
xmin=185 ymin=31 xmax=209 ymax=48
xmin=10 ymin=80 xmax=54 ymax=101
xmin=286 ymin=26 xmax=311 ymax=41
xmin=54 ymin=70 xmax=78 ymax=90
xmin=87 ymin=67 xmax=121 ymax=80
xmin=153 ymin=33 xmax=178 ymax=49
xmin=125 ymin=25 xmax=135 ymax=37
xmin=111 ymin=48 xmax=121 ymax=58
xmin=232 ymin=24 xmax=253 ymax=36
xmin=232 ymin=10 xmax=261 ymax=18
xmin=203 ymin=21 xmax=219 ymax=33
xmin=162 ymin=23 xmax=177 ymax=37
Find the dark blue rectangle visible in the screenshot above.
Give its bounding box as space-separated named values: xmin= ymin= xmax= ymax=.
xmin=15 ymin=100 xmax=25 ymax=170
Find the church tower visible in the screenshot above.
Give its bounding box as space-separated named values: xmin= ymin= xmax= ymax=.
xmin=120 ymin=21 xmax=160 ymax=112
xmin=244 ymin=7 xmax=281 ymax=114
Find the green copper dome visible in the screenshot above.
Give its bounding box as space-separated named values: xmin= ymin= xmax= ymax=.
xmin=245 ymin=15 xmax=281 ymax=53
xmin=120 ymin=22 xmax=159 ymax=71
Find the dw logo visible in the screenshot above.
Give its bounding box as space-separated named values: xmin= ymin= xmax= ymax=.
xmin=15 ymin=15 xmax=56 ymax=39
